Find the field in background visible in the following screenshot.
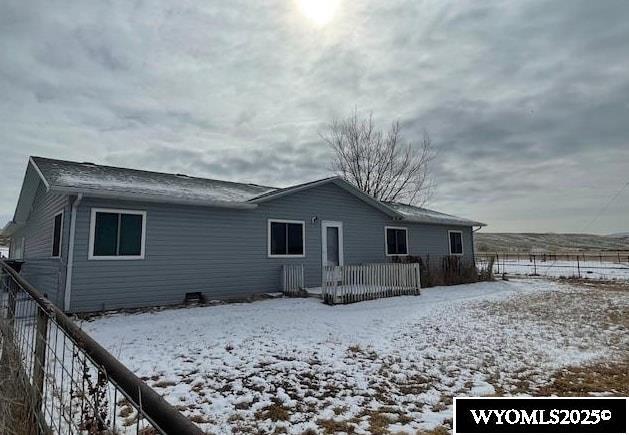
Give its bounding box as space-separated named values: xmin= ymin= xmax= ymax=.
xmin=476 ymin=252 xmax=629 ymax=280
xmin=475 ymin=232 xmax=629 ymax=252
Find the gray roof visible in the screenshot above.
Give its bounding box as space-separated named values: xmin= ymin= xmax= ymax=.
xmin=31 ymin=156 xmax=277 ymax=206
xmin=17 ymin=156 xmax=485 ymax=227
xmin=385 ymin=202 xmax=486 ymax=227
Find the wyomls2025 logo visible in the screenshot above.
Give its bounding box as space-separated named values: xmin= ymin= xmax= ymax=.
xmin=453 ymin=397 xmax=627 ymax=434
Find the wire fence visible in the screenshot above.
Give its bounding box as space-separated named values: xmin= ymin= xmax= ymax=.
xmin=475 ymin=251 xmax=629 ymax=280
xmin=0 ymin=259 xmax=203 ymax=435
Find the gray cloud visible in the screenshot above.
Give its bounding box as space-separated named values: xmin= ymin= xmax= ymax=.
xmin=1 ymin=0 xmax=628 ymax=234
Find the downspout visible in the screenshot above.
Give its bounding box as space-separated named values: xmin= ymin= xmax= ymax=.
xmin=471 ymin=226 xmax=483 ymax=269
xmin=64 ymin=193 xmax=83 ymax=312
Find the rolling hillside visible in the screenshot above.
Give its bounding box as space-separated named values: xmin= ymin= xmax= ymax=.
xmin=475 ymin=232 xmax=629 ymax=252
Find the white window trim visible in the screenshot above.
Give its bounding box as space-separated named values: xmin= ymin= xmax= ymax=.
xmin=321 ymin=220 xmax=344 ymax=267
xmin=385 ymin=226 xmax=409 ymax=256
xmin=88 ymin=208 xmax=147 ymax=260
xmin=267 ymin=219 xmax=306 ymax=258
xmin=51 ymin=210 xmax=64 ymax=258
xmin=448 ymin=230 xmax=464 ymax=256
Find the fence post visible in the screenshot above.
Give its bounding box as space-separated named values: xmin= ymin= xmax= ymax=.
xmin=32 ymin=307 xmax=49 ymax=413
xmin=415 ymin=263 xmax=421 ymax=295
xmin=0 ymin=280 xmax=18 ymax=365
xmin=577 ymin=255 xmax=581 ymax=278
xmin=533 ymin=255 xmax=537 ymax=275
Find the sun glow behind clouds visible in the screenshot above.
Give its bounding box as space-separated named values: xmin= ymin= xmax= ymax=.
xmin=297 ymin=0 xmax=340 ymax=26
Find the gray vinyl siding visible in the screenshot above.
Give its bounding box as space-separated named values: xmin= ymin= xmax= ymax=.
xmin=9 ymin=182 xmax=70 ymax=306
xmin=69 ymin=183 xmax=475 ymax=312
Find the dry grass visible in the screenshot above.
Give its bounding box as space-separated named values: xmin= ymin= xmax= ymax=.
xmin=255 ymin=400 xmax=291 ymax=422
xmin=190 ymin=414 xmax=211 ymax=424
xmin=152 ymin=379 xmax=177 ymax=388
xmin=537 ymin=360 xmax=628 ymax=396
xmin=416 ymin=426 xmax=450 ymax=435
xmin=0 ymin=337 xmax=37 ymax=435
xmin=317 ymin=418 xmax=356 ymax=434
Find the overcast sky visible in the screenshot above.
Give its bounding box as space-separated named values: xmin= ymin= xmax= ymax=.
xmin=1 ymin=0 xmax=628 ymax=233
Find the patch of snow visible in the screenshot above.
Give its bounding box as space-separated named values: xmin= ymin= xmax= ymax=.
xmin=82 ymin=279 xmax=627 ymax=434
xmin=469 ymin=380 xmax=496 ymax=396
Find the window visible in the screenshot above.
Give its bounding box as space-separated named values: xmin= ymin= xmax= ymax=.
xmin=89 ymin=209 xmax=146 ymax=260
xmin=385 ymin=226 xmax=408 ymax=256
xmin=52 ymin=211 xmax=63 ymax=257
xmin=268 ymin=220 xmax=305 ymax=257
xmin=449 ymin=230 xmax=463 ymax=255
xmin=13 ymin=237 xmax=25 ymax=260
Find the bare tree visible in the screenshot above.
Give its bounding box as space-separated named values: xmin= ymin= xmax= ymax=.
xmin=321 ymin=109 xmax=435 ymax=205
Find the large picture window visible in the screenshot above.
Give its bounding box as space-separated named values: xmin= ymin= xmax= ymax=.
xmin=52 ymin=211 xmax=63 ymax=257
xmin=268 ymin=220 xmax=305 ymax=257
xmin=89 ymin=209 xmax=146 ymax=260
xmin=385 ymin=226 xmax=408 ymax=256
xmin=448 ymin=230 xmax=463 ymax=255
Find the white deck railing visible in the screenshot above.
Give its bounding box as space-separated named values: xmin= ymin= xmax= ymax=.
xmin=281 ymin=264 xmax=305 ymax=296
xmin=322 ymin=263 xmax=421 ymax=305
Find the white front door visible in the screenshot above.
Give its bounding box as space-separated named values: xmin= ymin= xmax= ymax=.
xmin=322 ymin=221 xmax=344 ymax=268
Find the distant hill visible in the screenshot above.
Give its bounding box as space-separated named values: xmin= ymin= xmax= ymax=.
xmin=475 ymin=233 xmax=629 ymax=252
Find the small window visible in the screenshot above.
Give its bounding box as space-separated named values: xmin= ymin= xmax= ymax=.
xmin=449 ymin=231 xmax=463 ymax=255
xmin=385 ymin=226 xmax=408 ymax=256
xmin=89 ymin=209 xmax=146 ymax=259
xmin=52 ymin=211 xmax=63 ymax=257
xmin=268 ymin=220 xmax=305 ymax=257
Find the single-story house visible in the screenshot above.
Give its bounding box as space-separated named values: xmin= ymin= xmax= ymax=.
xmin=1 ymin=157 xmax=485 ymax=312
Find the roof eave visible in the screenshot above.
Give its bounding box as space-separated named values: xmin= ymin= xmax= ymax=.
xmin=29 ymin=156 xmax=51 ymax=190
xmin=49 ymin=186 xmax=259 ymax=209
xmin=400 ymin=218 xmax=487 ymax=227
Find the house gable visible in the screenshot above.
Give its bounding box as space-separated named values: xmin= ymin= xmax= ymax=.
xmin=3 ymin=159 xmax=51 ymax=236
xmin=250 ymin=177 xmax=402 ymax=220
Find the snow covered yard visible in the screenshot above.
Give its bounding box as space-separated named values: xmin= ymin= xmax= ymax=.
xmin=82 ymin=279 xmax=628 ymax=434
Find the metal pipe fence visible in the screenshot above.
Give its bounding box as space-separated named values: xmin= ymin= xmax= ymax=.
xmin=0 ymin=259 xmax=203 ymax=435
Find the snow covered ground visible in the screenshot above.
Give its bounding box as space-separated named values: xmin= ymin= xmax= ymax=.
xmin=479 ymin=258 xmax=629 ymax=280
xmin=82 ymin=279 xmax=628 ymax=434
